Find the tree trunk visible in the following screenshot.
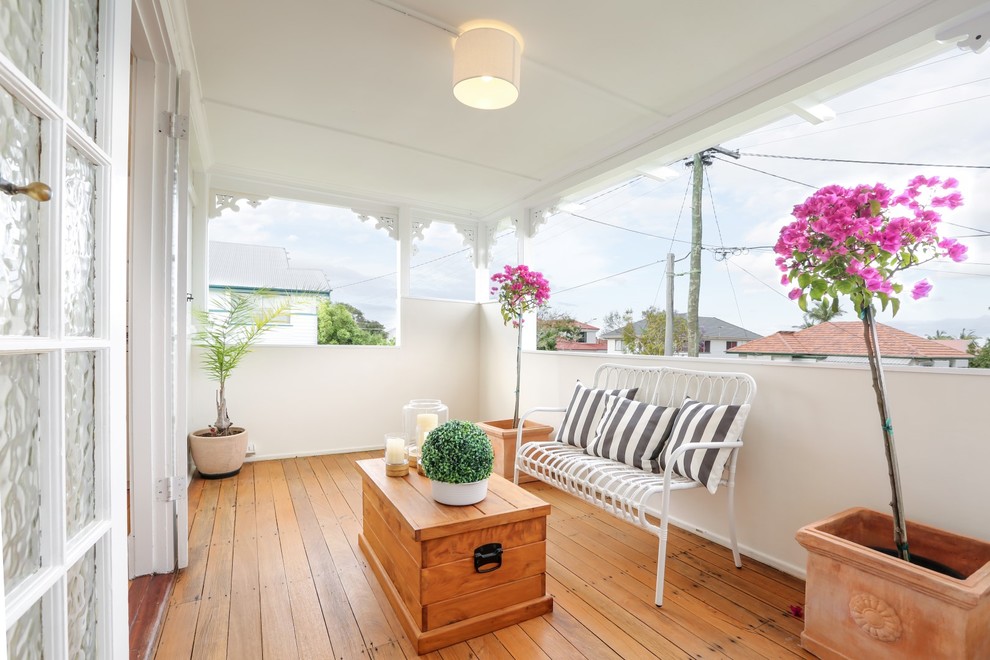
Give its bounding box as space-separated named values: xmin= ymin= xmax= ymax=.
xmin=513 ymin=314 xmax=523 ymax=429
xmin=861 ymin=306 xmax=910 ymax=561
xmin=214 ymin=380 xmax=232 ymax=435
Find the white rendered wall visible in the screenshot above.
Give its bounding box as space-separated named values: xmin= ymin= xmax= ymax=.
xmin=188 ymin=298 xmax=481 ymax=458
xmin=479 ymin=304 xmax=990 ymax=578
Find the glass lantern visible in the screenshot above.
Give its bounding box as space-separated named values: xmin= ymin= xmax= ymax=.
xmin=402 ymin=399 xmax=449 ymax=456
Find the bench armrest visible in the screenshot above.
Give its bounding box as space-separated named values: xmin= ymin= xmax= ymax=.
xmin=517 ymin=406 xmax=567 ymax=444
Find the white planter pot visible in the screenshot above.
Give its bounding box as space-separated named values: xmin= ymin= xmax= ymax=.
xmin=188 ymin=427 xmax=248 ymax=478
xmin=430 ymin=478 xmax=489 ymax=506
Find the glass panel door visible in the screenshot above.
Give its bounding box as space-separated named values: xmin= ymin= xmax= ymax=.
xmin=1 ymin=0 xmax=127 ymax=656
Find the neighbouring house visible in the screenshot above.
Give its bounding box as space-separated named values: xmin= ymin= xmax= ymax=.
xmin=727 ymin=322 xmax=973 ymax=368
xmin=555 ymin=322 xmax=608 ymax=352
xmin=600 ymin=316 xmax=762 ymax=356
xmin=209 ymin=241 xmax=332 ymax=345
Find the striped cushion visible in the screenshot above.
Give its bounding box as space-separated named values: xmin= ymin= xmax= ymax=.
xmin=586 ymin=395 xmax=679 ymax=472
xmin=660 ymin=399 xmax=750 ymax=493
xmin=557 ymin=382 xmax=637 ymax=448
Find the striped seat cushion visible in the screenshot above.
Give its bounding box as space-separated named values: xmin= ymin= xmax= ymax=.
xmin=586 ymin=395 xmax=679 ymax=472
xmin=556 ymin=382 xmax=637 ymax=448
xmin=660 ymin=398 xmax=751 ymax=493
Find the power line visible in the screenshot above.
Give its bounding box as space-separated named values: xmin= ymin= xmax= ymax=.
xmin=712 ymin=156 xmax=819 ymax=188
xmin=554 ymin=260 xmax=664 ymax=295
xmin=726 ymin=261 xmax=790 ymax=299
xmin=743 ymin=152 xmax=990 ymax=170
xmin=739 ymin=92 xmax=990 ymax=149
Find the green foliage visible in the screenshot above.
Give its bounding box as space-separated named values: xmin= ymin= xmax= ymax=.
xmin=620 ymin=307 xmax=689 ymax=355
xmin=420 ymin=420 xmax=494 ymax=484
xmin=799 ymin=300 xmax=845 ymax=328
xmin=536 ymin=308 xmax=582 ymax=351
xmin=317 ymin=301 xmax=392 ymax=345
xmin=970 ymin=339 xmax=990 ymax=369
xmin=192 ymin=290 xmax=293 ymax=434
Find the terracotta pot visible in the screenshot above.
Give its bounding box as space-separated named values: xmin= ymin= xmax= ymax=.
xmin=188 ymin=427 xmax=249 ymax=479
xmin=796 ymin=507 xmax=990 ymax=659
xmin=476 ymin=419 xmax=554 ymax=482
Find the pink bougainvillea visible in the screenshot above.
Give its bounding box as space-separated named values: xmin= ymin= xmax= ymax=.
xmin=490 ymin=264 xmax=551 ymax=325
xmin=775 ymin=176 xmax=966 ymax=315
xmin=490 ymin=264 xmax=551 ymax=428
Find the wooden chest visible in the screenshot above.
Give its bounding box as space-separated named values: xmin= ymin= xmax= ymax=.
xmin=357 ymin=458 xmax=553 ymax=654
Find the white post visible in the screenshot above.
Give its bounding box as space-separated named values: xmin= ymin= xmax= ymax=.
xmin=474 ymin=221 xmax=491 ymax=302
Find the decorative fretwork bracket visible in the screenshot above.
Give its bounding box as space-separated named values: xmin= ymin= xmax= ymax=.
xmin=209 ymin=191 xmax=267 ymax=219
xmin=355 ymin=212 xmax=398 ymax=240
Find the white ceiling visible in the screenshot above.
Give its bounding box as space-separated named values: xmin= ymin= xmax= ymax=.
xmin=178 ymin=0 xmax=988 ymax=221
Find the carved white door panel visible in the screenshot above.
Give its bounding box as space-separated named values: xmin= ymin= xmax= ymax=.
xmin=1 ymin=0 xmax=130 ymax=657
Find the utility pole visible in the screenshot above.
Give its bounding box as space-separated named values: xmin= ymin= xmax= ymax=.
xmin=664 ymin=252 xmax=675 ymax=356
xmin=685 ymin=146 xmax=740 ymax=357
xmin=687 ymin=153 xmax=705 ymax=357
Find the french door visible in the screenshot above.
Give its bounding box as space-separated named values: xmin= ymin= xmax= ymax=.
xmin=0 ymin=0 xmax=130 ymax=656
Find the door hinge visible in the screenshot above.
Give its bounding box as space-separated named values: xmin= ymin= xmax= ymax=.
xmin=157 ymin=475 xmax=188 ymax=502
xmin=163 ymin=111 xmax=189 ymax=140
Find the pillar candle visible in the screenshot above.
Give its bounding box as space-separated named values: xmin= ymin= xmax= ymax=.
xmin=416 ymin=413 xmax=439 ymax=450
xmin=385 ymin=436 xmax=405 ymax=464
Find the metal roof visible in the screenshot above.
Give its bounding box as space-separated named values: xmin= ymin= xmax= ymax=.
xmin=599 ymin=316 xmax=761 ymax=341
xmin=209 ymin=241 xmax=331 ymax=294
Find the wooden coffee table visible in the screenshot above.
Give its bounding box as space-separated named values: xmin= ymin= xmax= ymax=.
xmin=356 ymin=458 xmax=553 ymax=654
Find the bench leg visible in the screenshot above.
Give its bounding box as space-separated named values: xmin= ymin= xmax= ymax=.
xmin=655 ymin=522 xmax=669 ymax=607
xmin=726 ymin=458 xmax=742 ymax=569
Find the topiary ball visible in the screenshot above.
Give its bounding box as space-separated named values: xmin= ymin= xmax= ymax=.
xmin=421 ymin=420 xmax=494 ymax=484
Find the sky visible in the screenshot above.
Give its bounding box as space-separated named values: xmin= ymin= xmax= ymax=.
xmin=210 ymin=49 xmax=990 ymax=340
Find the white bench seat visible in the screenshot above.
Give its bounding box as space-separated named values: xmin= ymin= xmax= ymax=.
xmin=514 ymin=363 xmax=757 ymax=606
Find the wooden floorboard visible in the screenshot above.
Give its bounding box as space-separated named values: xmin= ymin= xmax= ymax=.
xmin=154 ymin=454 xmax=811 ymax=659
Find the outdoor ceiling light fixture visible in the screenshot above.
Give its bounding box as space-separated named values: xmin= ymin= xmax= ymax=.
xmin=452 ymin=24 xmax=523 ymax=110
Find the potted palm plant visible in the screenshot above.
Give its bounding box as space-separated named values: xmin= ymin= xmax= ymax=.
xmin=189 ymin=290 xmax=292 ymax=478
xmin=421 ymin=420 xmax=494 ymax=505
xmin=479 ymin=264 xmax=555 ymax=479
xmin=776 ymin=176 xmax=990 ymax=659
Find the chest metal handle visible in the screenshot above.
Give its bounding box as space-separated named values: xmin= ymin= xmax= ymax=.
xmin=474 ymin=542 xmax=503 ymax=573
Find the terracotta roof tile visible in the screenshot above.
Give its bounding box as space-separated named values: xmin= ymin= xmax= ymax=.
xmin=728 ymin=322 xmax=971 ymax=359
xmin=555 ymin=340 xmax=608 ymax=352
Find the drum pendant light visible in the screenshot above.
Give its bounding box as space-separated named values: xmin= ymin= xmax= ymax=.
xmin=452 ymin=26 xmax=522 ymax=110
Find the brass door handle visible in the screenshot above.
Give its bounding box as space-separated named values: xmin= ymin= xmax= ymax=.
xmin=0 ymin=177 xmax=51 ymax=202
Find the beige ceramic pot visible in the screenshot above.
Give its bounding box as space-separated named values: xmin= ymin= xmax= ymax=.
xmin=796 ymin=507 xmax=990 ymax=659
xmin=476 ymin=419 xmax=554 ymax=482
xmin=188 ymin=427 xmax=249 ymax=479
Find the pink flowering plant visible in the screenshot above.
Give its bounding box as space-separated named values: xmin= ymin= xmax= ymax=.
xmin=776 ymin=175 xmax=966 ymax=317
xmin=776 ymin=175 xmax=966 ymax=565
xmin=490 ymin=264 xmax=551 ymax=428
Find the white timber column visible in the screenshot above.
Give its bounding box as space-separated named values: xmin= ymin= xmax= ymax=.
xmin=396 ymin=206 xmax=413 ymax=345
xmin=470 ymin=222 xmax=491 ymax=302
xmin=190 ymin=171 xmax=209 ymax=313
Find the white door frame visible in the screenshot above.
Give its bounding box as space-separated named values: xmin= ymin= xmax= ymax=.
xmin=127 ymin=0 xmax=189 ymax=577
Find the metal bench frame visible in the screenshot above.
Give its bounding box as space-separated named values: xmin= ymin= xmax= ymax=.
xmin=514 ymin=363 xmax=757 ymax=606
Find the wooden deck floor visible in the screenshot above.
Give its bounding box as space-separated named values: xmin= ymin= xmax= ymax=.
xmin=153 ymin=452 xmax=812 ymax=659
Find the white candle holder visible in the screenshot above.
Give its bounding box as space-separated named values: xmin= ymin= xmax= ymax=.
xmin=385 ymin=433 xmax=409 ymax=477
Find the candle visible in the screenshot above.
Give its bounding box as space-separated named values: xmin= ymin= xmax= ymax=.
xmin=385 ymin=436 xmax=405 ymax=464
xmin=416 ymin=413 xmax=439 ymax=450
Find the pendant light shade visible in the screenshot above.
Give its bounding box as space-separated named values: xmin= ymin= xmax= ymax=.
xmin=452 ymin=26 xmax=522 ymax=110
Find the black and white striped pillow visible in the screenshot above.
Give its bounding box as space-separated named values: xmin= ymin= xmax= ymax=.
xmin=557 ymin=382 xmax=638 ymax=448
xmin=586 ymin=395 xmax=679 ymax=472
xmin=660 ymin=399 xmax=750 ymax=493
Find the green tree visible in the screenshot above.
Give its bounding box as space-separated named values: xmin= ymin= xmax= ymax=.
xmin=620 ymin=307 xmax=689 ymax=355
xmin=536 ymin=308 xmax=582 ymax=350
xmin=927 ymin=330 xmax=952 ymax=340
xmin=799 ymin=300 xmax=845 ymax=328
xmin=970 ymin=339 xmax=990 ymax=368
xmin=317 ymin=301 xmax=392 ymax=345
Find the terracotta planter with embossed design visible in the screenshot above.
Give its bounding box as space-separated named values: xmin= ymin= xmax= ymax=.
xmin=796 ymin=507 xmax=990 ymax=659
